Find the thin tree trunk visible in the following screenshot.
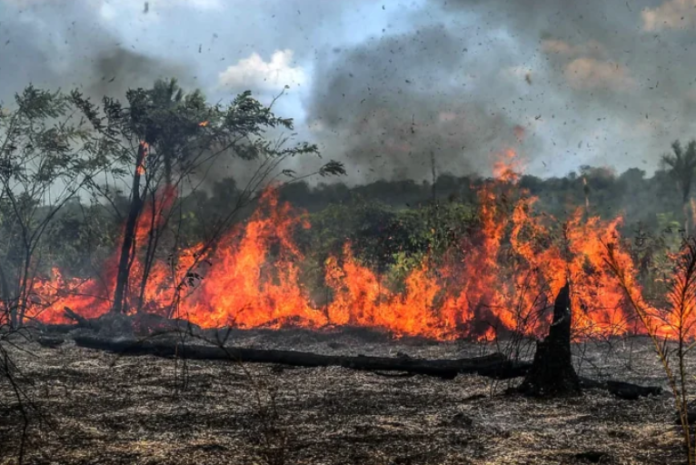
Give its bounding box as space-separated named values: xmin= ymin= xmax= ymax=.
xmin=112 ymin=142 xmax=148 ymax=314
xmin=137 ymin=191 xmax=162 ymax=313
xmin=0 ymin=261 xmax=13 ymax=326
xmin=16 ymin=248 xmax=32 ymax=324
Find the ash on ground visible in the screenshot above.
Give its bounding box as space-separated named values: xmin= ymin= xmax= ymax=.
xmin=0 ymin=329 xmax=685 ymax=464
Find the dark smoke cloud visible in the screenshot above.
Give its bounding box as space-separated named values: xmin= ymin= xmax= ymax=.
xmin=5 ymin=0 xmax=696 ymax=183
xmin=306 ymin=24 xmax=541 ymax=183
xmin=0 ymin=0 xmax=192 ymax=105
xmin=84 ymin=46 xmax=192 ymax=100
xmin=305 ymin=0 xmax=696 ymax=180
xmin=436 ymin=0 xmax=696 ymax=172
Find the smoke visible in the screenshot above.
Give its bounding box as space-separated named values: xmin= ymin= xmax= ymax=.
xmin=303 ymin=0 xmax=696 ymax=180
xmin=84 ymin=46 xmax=192 ymax=100
xmin=305 ymin=24 xmax=541 ymax=183
xmin=0 ymin=0 xmax=193 ymax=105
xmin=433 ymin=0 xmax=696 ymax=172
xmin=5 ymin=0 xmax=696 ymax=182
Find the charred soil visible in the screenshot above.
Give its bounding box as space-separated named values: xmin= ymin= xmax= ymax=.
xmin=0 ymin=329 xmax=686 ymax=465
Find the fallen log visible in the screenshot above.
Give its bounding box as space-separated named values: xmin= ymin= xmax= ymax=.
xmin=72 ymin=334 xmax=530 ymax=380
xmin=70 ymin=335 xmax=665 ymax=396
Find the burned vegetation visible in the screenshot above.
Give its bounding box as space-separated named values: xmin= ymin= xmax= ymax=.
xmin=1 ymin=78 xmax=696 ymax=465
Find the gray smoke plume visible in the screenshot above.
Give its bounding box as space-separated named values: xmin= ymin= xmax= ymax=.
xmin=306 ymin=24 xmax=539 ymax=183
xmin=433 ymin=0 xmax=696 ymax=173
xmin=84 ymin=46 xmax=192 ymax=100
xmin=0 ymin=0 xmax=192 ymax=105
xmin=4 ymin=0 xmax=696 ymax=182
xmin=305 ymin=0 xmax=696 ymax=180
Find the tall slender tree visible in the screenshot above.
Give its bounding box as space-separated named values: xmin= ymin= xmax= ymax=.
xmin=0 ymin=86 xmax=114 ymax=326
xmin=72 ymin=79 xmax=344 ymax=314
xmin=661 ymin=139 xmax=696 ymax=235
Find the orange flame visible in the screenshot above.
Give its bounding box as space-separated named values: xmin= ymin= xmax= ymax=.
xmin=136 ymin=141 xmax=148 ymax=176
xmin=22 ymin=149 xmax=684 ymax=341
xmin=492 ymin=149 xmax=522 ymax=183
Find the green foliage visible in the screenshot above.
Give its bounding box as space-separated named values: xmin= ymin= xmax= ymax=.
xmin=318 ymin=160 xmax=346 ymax=177
xmin=297 ymin=196 xmax=476 ymax=295
xmin=5 ymin=80 xmax=696 ymax=328
xmin=2 ymin=86 xmax=98 ymax=186
xmin=44 ymin=201 xmax=119 ymax=275
xmin=0 ymin=85 xmax=119 ymax=323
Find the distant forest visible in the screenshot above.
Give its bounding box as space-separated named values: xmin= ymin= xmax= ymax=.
xmin=275 ymin=166 xmax=675 ymax=225
xmin=46 ymin=163 xmax=685 ymax=281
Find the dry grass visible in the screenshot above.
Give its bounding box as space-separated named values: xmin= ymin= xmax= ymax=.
xmin=0 ymin=329 xmax=688 ymax=464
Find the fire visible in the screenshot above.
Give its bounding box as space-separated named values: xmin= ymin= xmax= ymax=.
xmin=492 ymin=149 xmax=523 ymax=183
xmin=199 ymin=121 xmax=209 ymax=127
xmin=136 ymin=141 xmax=149 ymax=176
xmin=21 ymin=149 xmax=685 ymax=341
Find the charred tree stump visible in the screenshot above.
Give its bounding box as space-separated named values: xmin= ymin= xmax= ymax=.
xmin=518 ymin=282 xmax=581 ymax=397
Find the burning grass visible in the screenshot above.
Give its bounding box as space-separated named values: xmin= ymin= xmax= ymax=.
xmin=0 ymin=330 xmax=687 ymax=465
xmin=5 ymin=150 xmax=695 ymax=463
xmin=24 ymin=151 xmax=678 ymax=343
xmin=4 ymin=81 xmax=696 ymax=464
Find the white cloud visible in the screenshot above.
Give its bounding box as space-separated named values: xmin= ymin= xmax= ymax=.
xmin=218 ymin=50 xmax=307 ymax=91
xmin=99 ymin=3 xmax=117 ymax=21
xmin=642 ymin=0 xmax=696 ymax=31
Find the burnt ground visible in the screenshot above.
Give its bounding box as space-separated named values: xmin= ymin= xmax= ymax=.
xmin=0 ymin=328 xmax=688 ymax=465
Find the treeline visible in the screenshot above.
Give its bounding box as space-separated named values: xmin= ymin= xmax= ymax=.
xmin=279 ymin=165 xmax=681 ymax=232
xmin=42 ymin=163 xmax=684 ymax=282
xmin=0 ymin=79 xmax=689 ymax=321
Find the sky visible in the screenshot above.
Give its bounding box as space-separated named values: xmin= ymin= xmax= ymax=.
xmin=1 ymin=0 xmax=695 ymax=184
